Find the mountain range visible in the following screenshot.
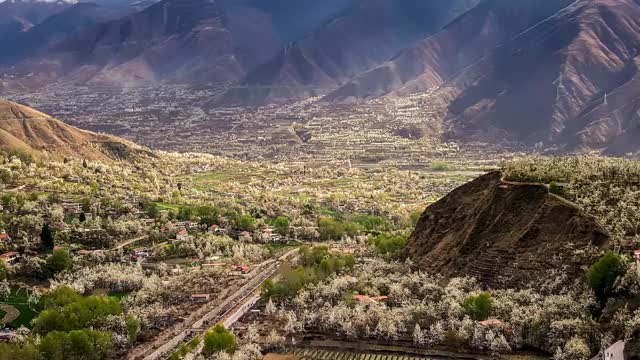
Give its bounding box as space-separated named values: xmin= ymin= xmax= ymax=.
xmin=1 ymin=0 xmax=640 ymax=154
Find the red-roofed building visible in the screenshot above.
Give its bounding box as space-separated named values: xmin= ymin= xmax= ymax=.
xmin=0 ymin=251 xmax=20 ymax=265
xmin=235 ymin=265 xmax=250 ymax=274
xmin=0 ymin=232 xmax=11 ymax=243
xmin=176 ymin=229 xmax=189 ymax=241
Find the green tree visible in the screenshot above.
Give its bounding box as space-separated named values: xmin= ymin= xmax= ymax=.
xmin=38 ymin=330 xmax=113 ymax=360
xmin=370 ymin=233 xmax=408 ymax=257
xmin=273 ymin=216 xmax=290 ymax=237
xmin=238 ymin=214 xmax=255 ymax=232
xmin=588 ymin=251 xmax=627 ymax=301
xmin=203 ymin=324 xmax=236 ymax=354
xmin=41 ymin=223 xmax=54 ymax=249
xmin=144 ymin=202 xmax=160 ymax=219
xmin=34 ymin=292 xmax=121 ymax=334
xmin=45 ymin=249 xmax=72 ymax=278
xmin=0 ymin=342 xmax=41 ymax=360
xmin=463 ymin=292 xmax=493 ymax=321
xmin=0 ymin=259 xmax=8 ymax=281
xmin=318 ymin=218 xmax=344 ymax=240
xmin=42 ymin=286 xmax=82 ymax=308
xmin=410 ymin=211 xmax=422 ymax=227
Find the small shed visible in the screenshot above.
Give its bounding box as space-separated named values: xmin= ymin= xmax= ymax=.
xmin=191 ymin=294 xmax=210 ymax=302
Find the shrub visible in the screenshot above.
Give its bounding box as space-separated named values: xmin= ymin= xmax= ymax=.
xmin=587 ymin=251 xmax=627 ymax=301
xmin=45 ymin=249 xmax=73 ymax=278
xmin=431 ymin=161 xmax=451 ymax=171
xmin=238 ymin=215 xmax=256 ymax=232
xmin=370 ymin=233 xmax=408 ymax=257
xmin=203 ymin=324 xmax=235 ymax=354
xmin=463 ymin=292 xmax=493 ymax=321
xmin=273 ymin=216 xmax=290 ymax=236
xmin=549 ymin=181 xmax=564 ymax=195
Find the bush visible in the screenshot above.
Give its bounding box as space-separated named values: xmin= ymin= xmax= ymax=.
xmin=203 ymin=324 xmax=235 ymax=354
xmin=45 ymin=249 xmax=73 ymax=278
xmin=33 ymin=287 xmax=122 ymax=334
xmin=38 ymin=329 xmax=113 ymax=360
xmin=273 ymin=216 xmax=290 ymax=236
xmin=549 ymin=181 xmax=564 ymax=195
xmin=587 ymin=251 xmax=627 ymax=301
xmin=431 ymin=161 xmax=451 ymax=171
xmin=370 ymin=233 xmax=408 ymax=257
xmin=238 ymin=215 xmax=256 ymax=232
xmin=463 ymin=292 xmax=493 ymax=321
xmin=318 ymin=218 xmax=363 ymax=240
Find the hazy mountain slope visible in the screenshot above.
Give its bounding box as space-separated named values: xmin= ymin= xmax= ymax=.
xmin=441 ymin=0 xmax=640 ymax=152
xmin=0 ymin=99 xmax=151 ymax=162
xmin=221 ymin=0 xmax=482 ymax=106
xmin=228 ymin=0 xmax=357 ymax=42
xmin=325 ymin=0 xmax=576 ymax=102
xmin=0 ymin=3 xmax=134 ymax=64
xmin=22 ymin=0 xmax=282 ymax=85
xmin=326 ymin=0 xmax=640 ymax=154
xmin=0 ymin=0 xmax=71 ymax=42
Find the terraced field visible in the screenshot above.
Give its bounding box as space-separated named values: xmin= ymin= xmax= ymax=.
xmin=285 ymin=349 xmax=457 ymax=360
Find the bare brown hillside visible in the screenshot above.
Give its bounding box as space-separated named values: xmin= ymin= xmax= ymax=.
xmin=407 ymin=171 xmax=610 ymax=288
xmin=0 ymin=99 xmax=151 ymax=162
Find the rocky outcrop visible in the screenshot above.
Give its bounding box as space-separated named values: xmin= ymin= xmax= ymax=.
xmin=407 ymin=171 xmax=610 ymax=288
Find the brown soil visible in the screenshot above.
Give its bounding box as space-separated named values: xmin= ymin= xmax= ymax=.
xmin=407 ymin=171 xmax=610 ymax=288
xmin=0 ymin=99 xmax=151 ymax=162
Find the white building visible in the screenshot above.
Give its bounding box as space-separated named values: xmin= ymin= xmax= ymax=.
xmin=592 ymin=341 xmax=626 ymax=360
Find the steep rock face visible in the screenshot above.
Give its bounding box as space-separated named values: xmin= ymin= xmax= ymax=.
xmin=407 ymin=171 xmax=609 ymax=288
xmin=220 ymin=0 xmax=481 ymax=106
xmin=0 ymin=99 xmax=150 ymax=162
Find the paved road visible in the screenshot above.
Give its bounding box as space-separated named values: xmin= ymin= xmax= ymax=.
xmin=131 ymin=248 xmax=299 ymax=360
xmin=113 ymin=235 xmax=149 ymax=250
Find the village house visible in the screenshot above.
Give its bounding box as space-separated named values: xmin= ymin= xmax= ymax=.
xmin=208 ymin=225 xmax=227 ymax=235
xmin=0 ymin=329 xmax=16 ymax=342
xmin=61 ymin=202 xmax=83 ymax=215
xmin=0 ymin=251 xmax=20 ymax=265
xmin=234 ymin=265 xmax=250 ymax=274
xmin=0 ymin=231 xmax=12 ymax=244
xmin=131 ymin=248 xmax=149 ymax=261
xmin=176 ymin=229 xmax=190 ymax=241
xmin=591 ymin=340 xmax=626 ymax=360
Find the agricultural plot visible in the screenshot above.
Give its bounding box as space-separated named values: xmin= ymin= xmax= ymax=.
xmin=0 ymin=287 xmax=38 ymax=328
xmin=283 ymin=349 xmax=455 ymax=359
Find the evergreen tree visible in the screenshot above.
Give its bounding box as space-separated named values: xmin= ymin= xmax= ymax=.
xmin=41 ymin=224 xmax=54 ymax=249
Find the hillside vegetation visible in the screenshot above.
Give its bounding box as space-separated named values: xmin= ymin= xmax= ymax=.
xmin=502 ymin=157 xmax=640 ymax=244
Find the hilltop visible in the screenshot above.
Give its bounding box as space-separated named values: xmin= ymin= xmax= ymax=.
xmin=407 ymin=171 xmax=610 ymax=288
xmin=0 ymin=99 xmax=151 ymax=162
